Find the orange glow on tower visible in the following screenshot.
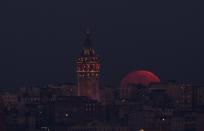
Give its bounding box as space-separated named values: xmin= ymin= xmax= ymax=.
xmin=76 ymin=31 xmax=100 ymax=101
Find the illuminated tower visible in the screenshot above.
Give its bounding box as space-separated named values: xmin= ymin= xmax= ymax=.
xmin=76 ymin=31 xmax=100 ymax=101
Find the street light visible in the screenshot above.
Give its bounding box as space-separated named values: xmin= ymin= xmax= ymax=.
xmin=160 ymin=117 xmax=165 ymax=131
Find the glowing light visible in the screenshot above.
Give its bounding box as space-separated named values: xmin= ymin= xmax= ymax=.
xmin=121 ymin=70 xmax=160 ymax=88
xmin=65 ymin=113 xmax=69 ymax=117
xmin=122 ymin=99 xmax=126 ymax=103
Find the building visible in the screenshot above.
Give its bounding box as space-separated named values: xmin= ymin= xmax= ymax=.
xmin=128 ymin=108 xmax=171 ymax=131
xmin=193 ymin=85 xmax=204 ymax=107
xmin=47 ymin=83 xmax=77 ymax=96
xmin=57 ymin=126 xmax=130 ymax=131
xmin=100 ymin=86 xmax=115 ymax=105
xmin=196 ymin=112 xmax=204 ymax=131
xmin=1 ymin=92 xmax=18 ymax=111
xmin=52 ymin=96 xmax=104 ymax=128
xmin=76 ymin=32 xmax=101 ymax=102
xmin=150 ymin=82 xmax=193 ymax=110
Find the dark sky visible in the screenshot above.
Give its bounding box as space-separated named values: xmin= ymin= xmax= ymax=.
xmin=0 ymin=0 xmax=202 ymax=89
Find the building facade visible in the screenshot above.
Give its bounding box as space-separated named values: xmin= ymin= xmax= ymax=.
xmin=76 ymin=32 xmax=101 ymax=102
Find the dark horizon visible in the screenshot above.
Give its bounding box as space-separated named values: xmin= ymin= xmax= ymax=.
xmin=0 ymin=0 xmax=202 ymax=89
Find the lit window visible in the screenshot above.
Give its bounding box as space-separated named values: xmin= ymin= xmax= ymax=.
xmin=65 ymin=113 xmax=69 ymax=117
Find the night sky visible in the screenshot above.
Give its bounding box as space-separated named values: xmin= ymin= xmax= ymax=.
xmin=0 ymin=0 xmax=202 ymax=89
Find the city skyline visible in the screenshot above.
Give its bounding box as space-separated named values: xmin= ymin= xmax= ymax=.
xmin=0 ymin=1 xmax=203 ymax=131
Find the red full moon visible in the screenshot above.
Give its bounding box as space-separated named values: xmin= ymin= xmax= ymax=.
xmin=121 ymin=70 xmax=160 ymax=88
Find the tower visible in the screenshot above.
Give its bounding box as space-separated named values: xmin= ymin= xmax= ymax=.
xmin=76 ymin=31 xmax=100 ymax=101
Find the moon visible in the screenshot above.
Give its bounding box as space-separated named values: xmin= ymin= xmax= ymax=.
xmin=121 ymin=70 xmax=160 ymax=88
